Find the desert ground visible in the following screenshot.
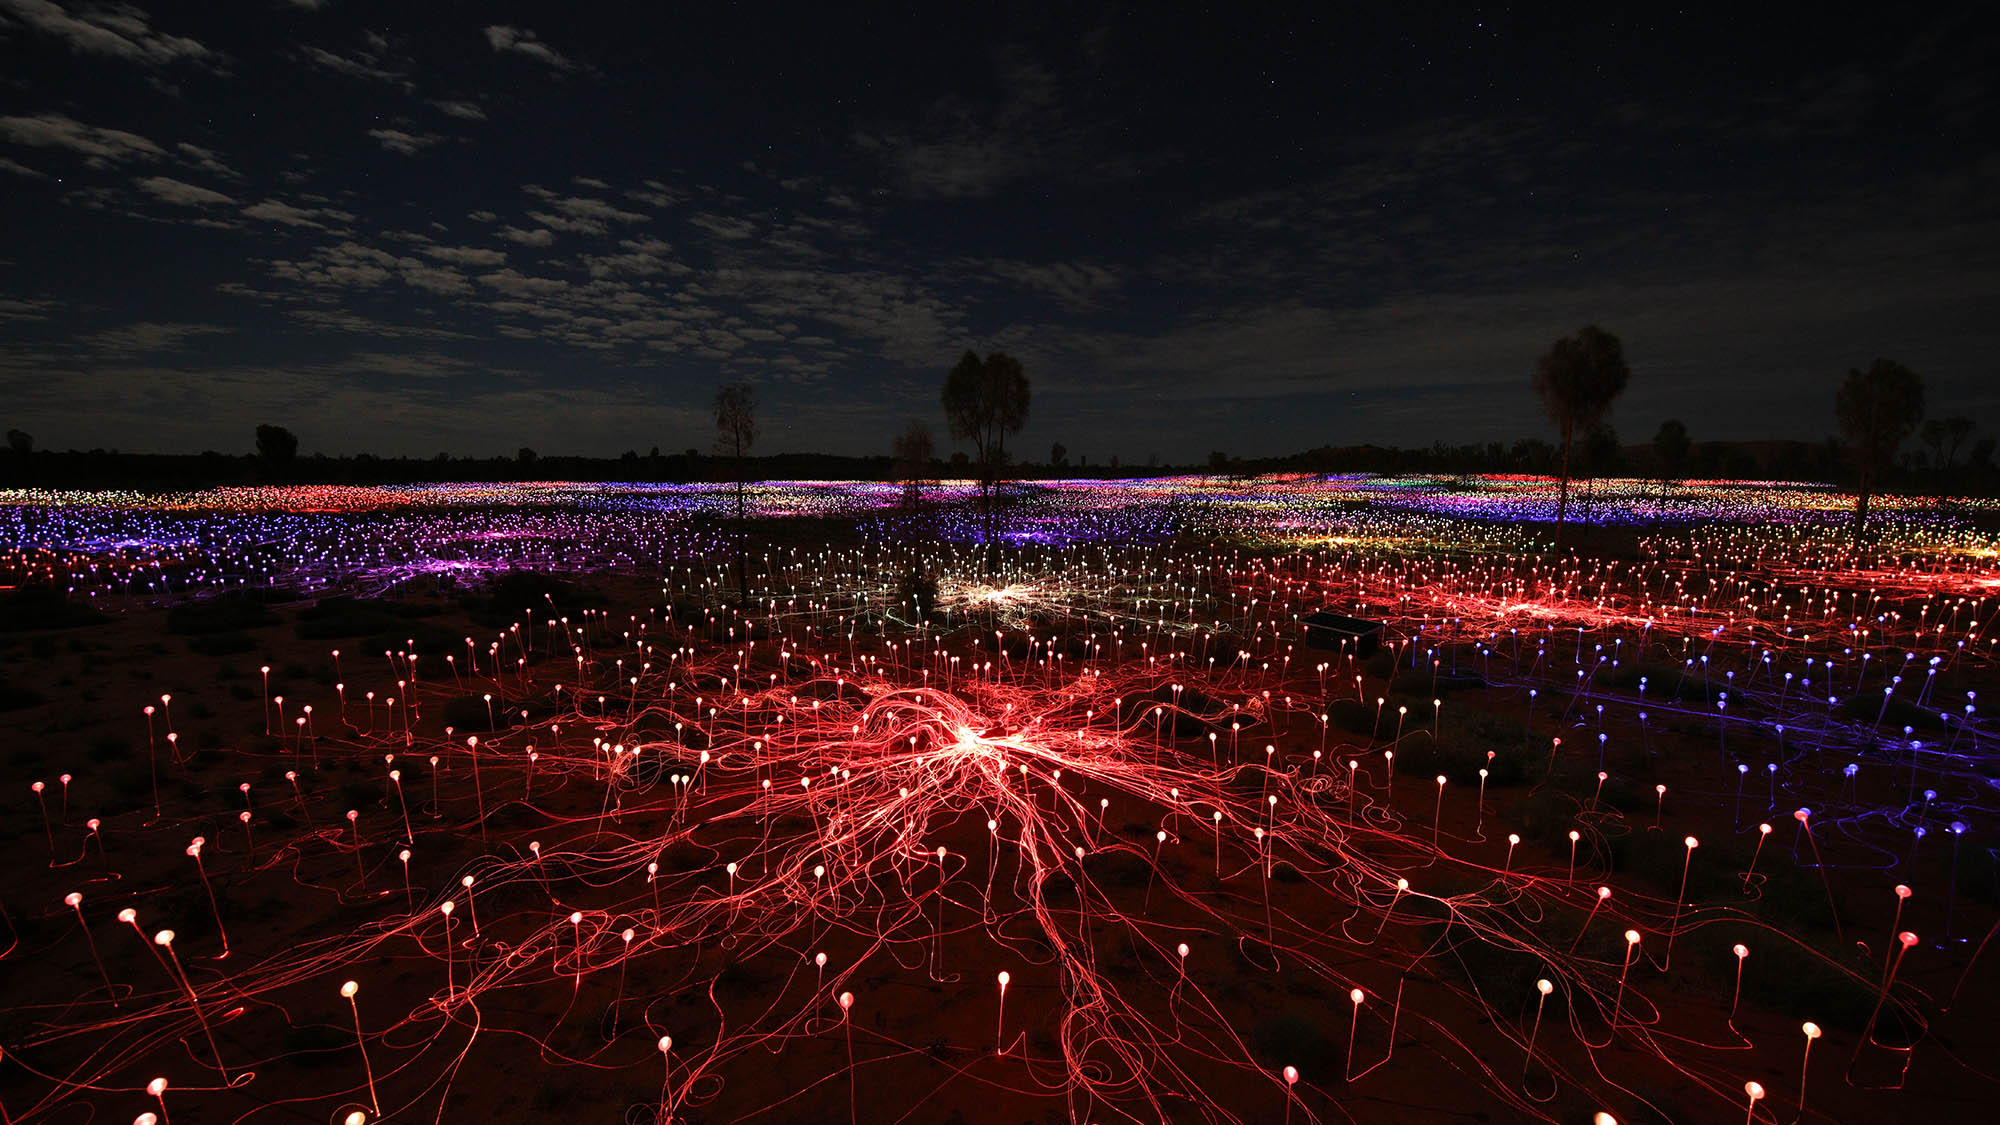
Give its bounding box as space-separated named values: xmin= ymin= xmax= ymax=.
xmin=3 ymin=475 xmax=1997 ymax=1124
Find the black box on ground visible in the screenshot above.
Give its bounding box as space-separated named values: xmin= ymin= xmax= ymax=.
xmin=1301 ymin=611 xmax=1384 ymax=657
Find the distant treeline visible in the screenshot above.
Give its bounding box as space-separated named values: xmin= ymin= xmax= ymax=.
xmin=2 ymin=434 xmax=1996 ymax=493
xmin=1239 ymin=434 xmax=2000 ymax=494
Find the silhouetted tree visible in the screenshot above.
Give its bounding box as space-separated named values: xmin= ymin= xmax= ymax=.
xmin=1533 ymin=325 xmax=1630 ymax=545
xmin=1208 ymin=450 xmax=1229 ymax=477
xmin=1582 ymin=425 xmax=1622 ymax=477
xmin=517 ymin=446 xmax=538 ymax=465
xmin=892 ymin=420 xmax=935 ymax=511
xmin=1969 ymin=437 xmax=1996 ymax=478
xmin=1836 ymin=359 xmax=1925 ymax=543
xmin=255 ymin=424 xmax=298 ymax=474
xmin=1650 ymin=418 xmax=1690 ymax=524
xmin=1049 ymin=441 xmax=1066 ymax=469
xmin=1577 ymin=424 xmax=1622 ymax=514
xmin=1920 ymin=415 xmax=1976 ymax=481
xmin=942 ymin=350 xmax=1030 ymax=563
xmin=1652 ymin=419 xmax=1690 ymax=484
xmin=714 ymin=382 xmax=757 ymax=606
xmin=1511 ymin=438 xmax=1557 ymax=473
xmin=6 ymin=429 xmax=31 ymax=457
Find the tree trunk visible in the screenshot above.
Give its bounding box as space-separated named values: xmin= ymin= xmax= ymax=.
xmin=735 ymin=445 xmax=748 ymax=610
xmin=983 ymin=436 xmax=1001 ymax=575
xmin=1554 ymin=423 xmax=1573 ymax=548
xmin=983 ymin=472 xmax=998 ymax=575
xmin=1854 ymin=483 xmax=1871 ymax=547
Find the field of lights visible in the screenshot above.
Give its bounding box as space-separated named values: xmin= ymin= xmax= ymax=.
xmin=3 ymin=473 xmax=1998 ymax=1125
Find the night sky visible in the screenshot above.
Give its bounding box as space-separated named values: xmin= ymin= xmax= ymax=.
xmin=3 ymin=2 xmax=1997 ymax=462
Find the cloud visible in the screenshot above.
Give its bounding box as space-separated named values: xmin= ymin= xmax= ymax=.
xmin=518 ymin=194 xmax=650 ymax=236
xmin=689 ymin=213 xmax=756 ymax=240
xmin=626 ymin=181 xmax=681 ymax=208
xmin=137 ymin=175 xmax=235 ymax=206
xmin=708 ymin=264 xmax=965 ymax=367
xmin=0 ymin=297 xmax=57 ymax=322
xmin=299 ymin=38 xmax=411 ymax=88
xmin=242 ymin=198 xmax=347 ymax=228
xmin=433 ymin=99 xmax=486 ymax=120
xmin=88 ymin=321 xmax=232 ymax=355
xmin=400 ymin=264 xmax=471 ymax=295
xmin=584 ymin=237 xmax=680 ymax=278
xmin=0 ymin=112 xmax=163 ymax=162
xmin=268 ymin=240 xmax=398 ymax=288
xmin=498 ymin=226 xmax=556 ymax=246
xmin=423 ymin=244 xmax=507 ymax=267
xmin=853 ymin=51 xmax=1134 ymax=199
xmin=987 ymin=259 xmax=1119 ymax=310
xmin=0 ymin=0 xmax=211 ymax=65
xmin=173 ymin=142 xmax=234 ymax=178
xmin=483 ymin=25 xmax=569 ymax=69
xmin=476 ymin=268 xmax=568 ymax=297
xmin=0 ymin=156 xmax=48 ymax=178
xmin=367 ymin=128 xmax=439 ymax=155
xmin=265 ymin=241 xmax=507 ymax=301
xmin=554 ymin=195 xmax=646 ymax=224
